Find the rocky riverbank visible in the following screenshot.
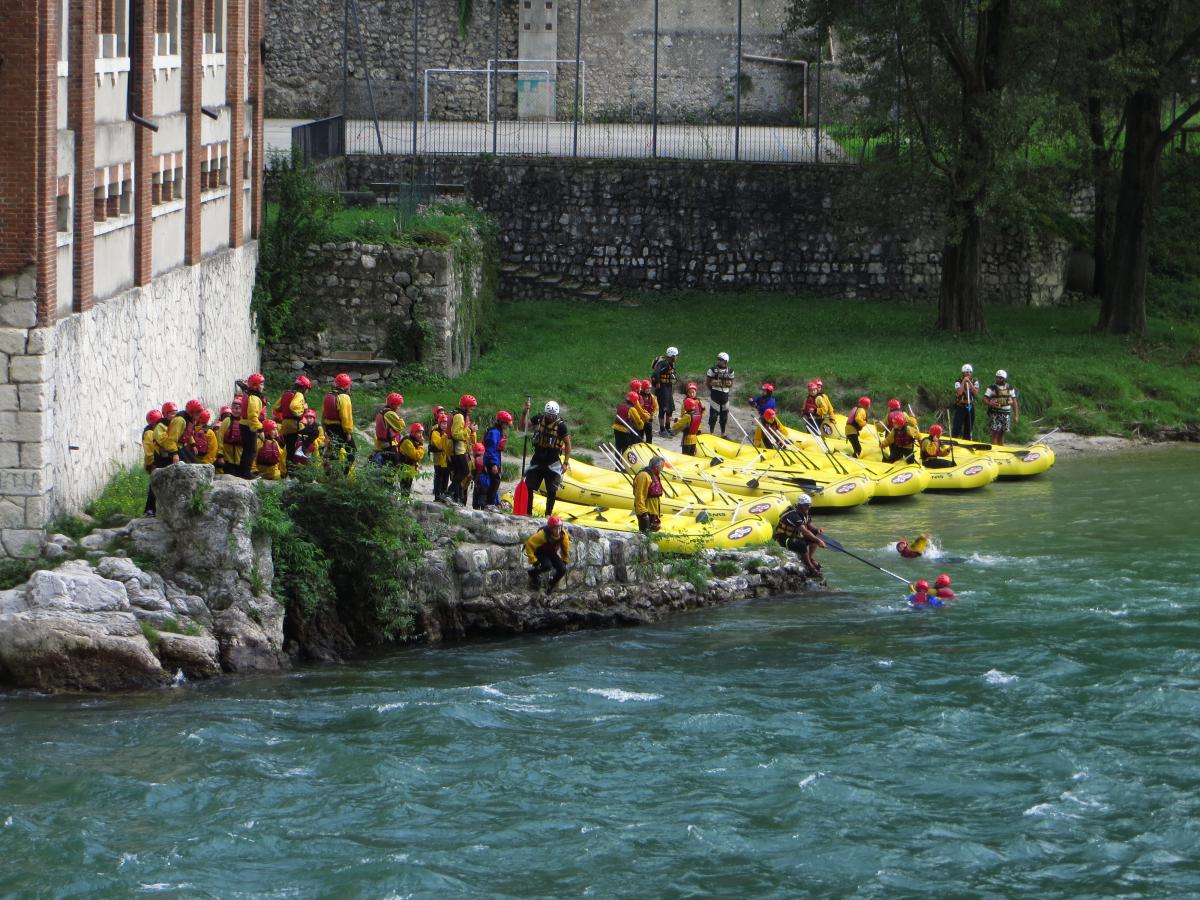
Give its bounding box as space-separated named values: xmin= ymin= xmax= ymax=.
xmin=0 ymin=465 xmax=818 ymax=693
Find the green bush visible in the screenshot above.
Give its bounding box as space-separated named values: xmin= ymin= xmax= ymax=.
xmin=140 ymin=621 xmax=161 ymax=650
xmin=251 ymin=484 xmax=334 ymax=616
xmin=665 ymin=555 xmax=709 ymax=592
xmin=85 ymin=468 xmax=149 ymax=526
xmin=0 ymin=557 xmax=48 ymax=590
xmin=711 ymin=559 xmax=740 ymax=577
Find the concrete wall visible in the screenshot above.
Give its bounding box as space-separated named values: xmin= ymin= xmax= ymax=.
xmin=346 ymin=155 xmax=1071 ymax=305
xmin=264 ymin=0 xmax=804 ymax=124
xmin=0 ymin=245 xmax=259 ymax=555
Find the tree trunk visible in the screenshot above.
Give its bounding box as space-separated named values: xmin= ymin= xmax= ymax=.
xmin=1100 ymin=90 xmax=1162 ymax=336
xmin=937 ymin=209 xmax=986 ymax=332
xmin=1086 ymin=96 xmax=1113 ymax=301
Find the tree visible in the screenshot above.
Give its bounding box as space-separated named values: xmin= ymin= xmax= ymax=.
xmin=793 ymin=0 xmax=1061 ymax=333
xmin=1093 ymin=0 xmax=1200 ymax=335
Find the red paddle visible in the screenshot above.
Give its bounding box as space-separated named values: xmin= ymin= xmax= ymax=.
xmin=513 ymin=396 xmax=531 ymax=515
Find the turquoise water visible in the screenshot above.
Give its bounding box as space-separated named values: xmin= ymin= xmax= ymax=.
xmin=2 ymin=448 xmax=1199 ymax=897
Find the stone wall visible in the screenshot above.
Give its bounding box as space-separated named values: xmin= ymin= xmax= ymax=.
xmin=263 ymin=234 xmax=493 ymax=379
xmin=345 ymin=155 xmax=1071 ymax=305
xmin=264 ymin=0 xmax=805 ymax=124
xmin=0 ymin=245 xmax=259 ymax=556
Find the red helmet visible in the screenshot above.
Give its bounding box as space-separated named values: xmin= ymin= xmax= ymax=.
xmin=686 ymin=382 xmax=699 ymax=394
xmin=459 ymin=394 xmax=477 ymax=409
xmin=626 ymin=390 xmax=640 ymax=404
xmin=295 ymin=375 xmax=312 ymax=390
xmin=763 ymin=408 xmax=777 ymax=422
xmin=146 ymin=409 xmax=162 ymax=425
xmin=496 ymin=410 xmax=514 ymax=425
xmin=432 ymin=404 xmax=444 ymax=416
xmin=437 ymin=412 xmax=449 ymax=424
xmin=629 ymin=379 xmax=641 ymax=392
xmin=185 ymin=399 xmax=204 ymax=416
xmin=929 ymin=424 xmax=943 ymax=436
xmin=386 ymin=392 xmax=404 ymax=408
xmin=935 ymin=574 xmax=951 ymax=588
xmin=547 ymin=515 xmax=563 ymax=529
xmin=858 ymin=396 xmax=871 ymax=408
xmin=263 ymin=419 xmax=277 ymax=433
xmin=808 ymin=380 xmax=822 ymax=393
xmin=761 ymin=382 xmax=774 ymax=392
xmin=915 ymin=579 xmax=930 ymax=592
xmin=198 ymin=408 xmax=212 ymax=425
xmin=887 ymin=398 xmax=901 ymax=411
xmin=161 ymin=401 xmax=178 ymax=418
xmin=334 ymin=373 xmax=352 ymax=390
xmin=409 ymin=423 xmax=425 ymax=436
xmin=683 ymin=398 xmax=698 ymax=412
xmin=247 ymin=373 xmax=265 ymax=389
xmin=473 ymin=441 xmax=485 ymax=454
xmin=639 ymin=380 xmax=651 ymax=391
xmin=888 ymin=412 xmax=907 ymax=428
xmin=219 ymin=405 xmax=232 ymax=418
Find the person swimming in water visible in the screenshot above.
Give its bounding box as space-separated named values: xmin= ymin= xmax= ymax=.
xmin=896 ymin=534 xmax=930 ymax=558
xmin=907 ymin=579 xmax=944 ymax=608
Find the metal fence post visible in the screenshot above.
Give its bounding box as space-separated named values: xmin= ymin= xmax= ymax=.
xmin=411 ymin=0 xmax=419 ymax=156
xmin=651 ymin=0 xmax=659 ymax=157
xmin=492 ymin=0 xmax=500 ymax=154
xmin=572 ymin=0 xmax=582 ymax=157
xmin=734 ymin=0 xmax=743 ymax=161
xmin=814 ymin=27 xmax=822 ymax=163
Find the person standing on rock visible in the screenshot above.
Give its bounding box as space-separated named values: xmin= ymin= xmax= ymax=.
xmin=985 ymin=370 xmax=1019 ymax=445
xmin=191 ymin=409 xmax=220 ymax=465
xmin=705 ymin=352 xmax=735 ymax=437
xmin=844 ymin=396 xmax=871 ymax=458
xmin=450 ymin=394 xmax=478 ymax=503
xmin=524 ymin=515 xmax=571 ymax=593
xmin=322 ymin=373 xmax=356 ymax=471
xmin=256 ymin=420 xmax=284 ymax=480
xmin=952 ymin=364 xmax=980 ymax=440
xmin=481 ymin=410 xmax=513 ymax=510
xmin=162 ymin=399 xmax=204 ymax=465
xmin=273 ymin=374 xmax=311 ymax=464
xmin=395 ymin=423 xmax=426 ymax=496
xmin=749 ymin=382 xmax=777 ymax=417
xmin=236 ymin=373 xmax=268 ymax=479
xmin=651 ymin=347 xmax=679 ymax=436
xmin=632 ymin=455 xmax=666 ymax=533
xmin=774 ymin=494 xmax=825 ymax=576
xmin=430 ymin=411 xmax=452 ymax=501
xmin=218 ymin=401 xmax=243 ymax=476
xmin=373 ymin=392 xmax=406 ymax=464
xmin=519 ymin=399 xmax=572 ymax=516
xmin=142 ymin=409 xmax=162 ymax=516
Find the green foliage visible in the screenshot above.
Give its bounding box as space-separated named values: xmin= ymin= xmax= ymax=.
xmin=711 ymin=559 xmax=741 ymax=578
xmin=259 ymin=466 xmax=432 ymax=642
xmin=0 ymin=557 xmax=50 ymax=590
xmin=1148 ymin=153 xmax=1200 ymax=322
xmin=159 ymin=617 xmax=203 ymax=637
xmin=251 ymin=485 xmax=334 ymax=615
xmin=48 ymin=514 xmax=93 ymax=540
xmin=665 ymin=555 xmax=709 ymax=593
xmin=140 ymin=621 xmax=161 ymax=650
xmin=190 ymin=483 xmax=211 ymax=516
xmin=253 ymin=149 xmax=340 ymax=345
xmin=85 ymin=468 xmax=149 ymax=526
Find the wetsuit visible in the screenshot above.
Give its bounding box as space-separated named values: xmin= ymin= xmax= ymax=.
xmin=705 ymin=364 xmax=735 ymax=435
xmin=523 ymin=414 xmax=569 ymax=516
xmin=525 ymin=525 xmax=571 ymax=590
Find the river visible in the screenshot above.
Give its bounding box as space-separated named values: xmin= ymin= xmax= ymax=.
xmin=2 ymin=447 xmax=1198 ymax=896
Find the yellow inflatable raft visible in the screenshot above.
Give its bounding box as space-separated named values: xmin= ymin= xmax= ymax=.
xmin=695 ymin=434 xmax=930 ymax=500
xmin=614 ymin=441 xmax=874 ymax=509
xmin=555 ymin=459 xmax=792 ymax=524
xmin=522 ymin=494 xmax=776 ymax=554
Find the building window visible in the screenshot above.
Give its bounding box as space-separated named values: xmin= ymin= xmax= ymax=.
xmin=173 ymin=162 xmax=184 ymax=199
xmin=57 ymin=177 xmax=72 ymax=232
xmin=203 ymin=0 xmax=226 ymax=54
xmin=201 ymin=142 xmax=229 ymax=191
xmin=243 ymin=137 xmax=251 ymax=181
xmin=156 ymin=0 xmax=181 ymax=55
xmin=94 ymin=163 xmax=134 ymax=224
xmin=96 ymin=0 xmax=130 ymax=59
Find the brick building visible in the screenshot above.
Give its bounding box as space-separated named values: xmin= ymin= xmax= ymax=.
xmin=0 ymin=0 xmax=265 ymax=555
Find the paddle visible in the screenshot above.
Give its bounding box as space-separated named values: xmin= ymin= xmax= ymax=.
xmin=513 ymin=396 xmax=532 ymax=515
xmin=801 ymin=419 xmax=852 ymax=476
xmin=822 ymin=535 xmax=913 ymax=587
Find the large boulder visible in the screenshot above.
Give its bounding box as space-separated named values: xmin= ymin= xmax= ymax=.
xmin=0 ymin=562 xmax=167 ymax=691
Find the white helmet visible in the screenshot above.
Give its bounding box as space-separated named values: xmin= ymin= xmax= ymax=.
xmin=717 ymin=352 xmax=729 ymax=362
xmin=996 ymin=369 xmax=1007 ymax=379
xmin=794 ymin=493 xmax=812 ymax=507
xmin=961 ymin=363 xmax=973 ymax=374
xmin=544 ymin=400 xmax=560 ymax=416
xmin=666 ymin=346 xmax=679 ymax=357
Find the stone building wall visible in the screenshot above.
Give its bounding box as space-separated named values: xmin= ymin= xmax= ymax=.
xmin=264 ymin=0 xmax=806 ymax=124
xmin=0 ymin=245 xmax=259 ymax=555
xmin=346 ymin=155 xmax=1070 ymax=305
xmin=263 ymin=237 xmax=491 ymax=378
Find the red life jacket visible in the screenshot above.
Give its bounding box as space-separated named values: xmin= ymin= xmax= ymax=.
xmin=638 ymin=392 xmax=654 ymax=413
xmin=686 ymin=412 xmax=702 ymax=435
xmin=615 ymin=402 xmax=635 ymax=430
xmin=892 ymin=427 xmax=915 ymax=448
xmin=322 ymin=392 xmax=339 ymax=423
xmin=374 ymin=410 xmax=393 ymax=443
xmin=191 ymin=427 xmax=210 ymax=457
xmin=802 ymin=396 xmax=817 ymax=415
xmin=645 ymin=469 xmax=664 ymax=498
xmin=936 ymin=588 xmax=956 ymax=599
xmin=257 ymin=440 xmax=281 ymax=466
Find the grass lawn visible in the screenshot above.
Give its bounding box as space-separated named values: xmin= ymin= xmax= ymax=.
xmin=269 ymin=292 xmax=1200 ymax=451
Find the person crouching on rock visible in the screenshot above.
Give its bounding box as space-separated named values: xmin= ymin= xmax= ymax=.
xmin=774 ymin=493 xmax=825 ymax=576
xmin=633 ymin=456 xmax=666 ymax=533
xmin=525 ymin=515 xmax=570 ymax=593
